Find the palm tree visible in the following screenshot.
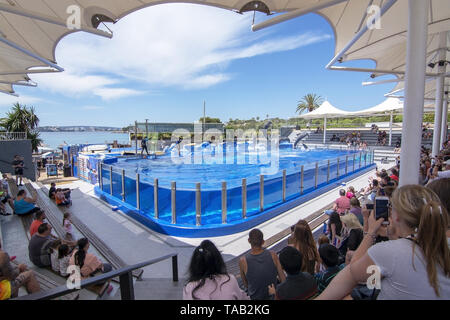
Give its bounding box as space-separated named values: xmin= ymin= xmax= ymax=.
xmin=1 ymin=103 xmax=42 ymax=152
xmin=296 ymin=94 xmax=323 ymax=115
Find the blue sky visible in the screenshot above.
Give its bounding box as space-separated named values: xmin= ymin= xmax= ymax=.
xmin=0 ymin=3 xmax=396 ymax=127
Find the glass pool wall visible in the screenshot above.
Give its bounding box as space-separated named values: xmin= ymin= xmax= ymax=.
xmin=98 ymin=148 xmax=375 ymax=227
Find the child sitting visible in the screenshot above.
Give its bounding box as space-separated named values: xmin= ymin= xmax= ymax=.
xmin=55 ymin=189 xmax=71 ymax=206
xmin=314 ymin=244 xmax=344 ymax=294
xmin=49 ymin=240 xmax=62 ymax=274
xmin=57 ymin=244 xmax=71 ymax=277
xmin=268 ymin=246 xmax=318 ymax=300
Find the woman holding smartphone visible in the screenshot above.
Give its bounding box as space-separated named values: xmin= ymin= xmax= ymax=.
xmin=316 ymin=185 xmax=450 ymax=300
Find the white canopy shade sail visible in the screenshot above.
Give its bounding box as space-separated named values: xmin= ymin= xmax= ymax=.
xmin=297 ymin=101 xmax=351 ymax=119
xmin=0 ymin=0 xmax=328 ymax=95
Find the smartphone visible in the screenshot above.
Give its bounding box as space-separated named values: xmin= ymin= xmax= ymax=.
xmin=375 ymin=196 xmax=389 ymax=223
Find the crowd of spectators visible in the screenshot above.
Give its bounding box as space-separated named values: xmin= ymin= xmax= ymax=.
xmin=183 ymin=138 xmax=450 ymax=300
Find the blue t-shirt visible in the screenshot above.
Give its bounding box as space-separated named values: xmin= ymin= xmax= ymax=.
xmin=14 ymin=199 xmax=36 ymax=214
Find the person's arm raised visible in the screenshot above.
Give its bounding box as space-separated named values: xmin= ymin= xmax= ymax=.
xmin=351 ymin=211 xmax=384 ymax=265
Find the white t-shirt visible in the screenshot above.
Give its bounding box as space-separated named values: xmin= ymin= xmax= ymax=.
xmin=368 ymin=238 xmax=450 ymax=300
xmin=437 ymin=170 xmax=450 ymax=179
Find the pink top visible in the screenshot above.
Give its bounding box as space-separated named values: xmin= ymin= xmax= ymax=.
xmin=346 ymin=192 xmax=354 ymax=199
xmin=183 ymin=274 xmax=249 ymax=300
xmin=69 ymin=249 xmax=102 ymax=278
xmin=335 ymin=196 xmax=350 ymax=214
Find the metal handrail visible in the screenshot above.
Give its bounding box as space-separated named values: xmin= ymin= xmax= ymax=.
xmin=14 ymin=253 xmax=178 ymax=300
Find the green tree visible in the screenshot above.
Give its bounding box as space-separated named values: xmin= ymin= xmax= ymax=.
xmin=296 ymin=93 xmax=323 ymax=115
xmin=0 ymin=103 xmax=42 ymax=152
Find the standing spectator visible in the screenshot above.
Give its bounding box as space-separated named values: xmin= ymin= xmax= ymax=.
xmin=14 ymin=190 xmax=40 ymax=216
xmin=314 ymin=244 xmax=344 ymax=294
xmin=349 ymin=197 xmax=364 ymax=225
xmin=63 ymin=212 xmax=75 ymax=242
xmin=29 ymin=210 xmax=46 ymax=238
xmin=327 ymin=212 xmax=343 ymax=248
xmin=390 ymin=168 xmax=399 ymax=182
xmin=333 ymin=189 xmax=351 ymax=215
xmin=184 ymin=240 xmax=249 ymax=300
xmin=290 ymin=220 xmax=321 ymax=274
xmin=0 ymin=240 xmax=40 ymax=300
xmin=268 ymin=246 xmax=318 ymax=300
xmin=317 ymin=185 xmax=450 ymax=300
xmin=239 ymin=229 xmax=285 ymax=300
xmin=12 ymin=155 xmax=24 ymax=186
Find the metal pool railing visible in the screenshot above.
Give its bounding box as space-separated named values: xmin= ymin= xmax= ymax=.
xmin=98 ymin=150 xmax=375 ymax=226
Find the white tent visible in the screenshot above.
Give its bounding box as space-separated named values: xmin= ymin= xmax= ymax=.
xmin=298 ymin=101 xmax=351 ymax=144
xmin=297 ymin=101 xmax=351 ymax=119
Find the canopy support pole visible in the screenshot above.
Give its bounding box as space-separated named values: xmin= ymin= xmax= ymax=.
xmin=325 ymin=0 xmax=397 ymax=69
xmin=441 ymin=92 xmax=449 ymax=146
xmin=399 ymin=0 xmax=429 ymax=186
xmin=0 ymin=80 xmax=36 ymax=87
xmin=432 ymin=32 xmax=447 ymax=157
xmin=323 ymin=116 xmax=327 ymax=144
xmin=389 ymin=111 xmax=393 ymax=146
xmin=0 ymin=35 xmax=64 ymax=72
xmin=0 ymin=89 xmax=18 ymax=96
xmin=0 ymin=69 xmax=60 ymax=76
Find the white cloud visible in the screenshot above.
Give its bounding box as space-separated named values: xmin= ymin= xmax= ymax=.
xmin=29 ymin=4 xmax=331 ymax=95
xmin=0 ymin=94 xmax=42 ymax=107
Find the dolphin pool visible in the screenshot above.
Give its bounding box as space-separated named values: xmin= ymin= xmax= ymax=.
xmin=95 ymin=144 xmax=375 ymax=237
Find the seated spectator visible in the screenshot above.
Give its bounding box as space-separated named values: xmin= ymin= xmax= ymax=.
xmin=426 ymin=178 xmax=450 ymax=247
xmin=430 ymin=159 xmax=450 ymax=181
xmin=0 ymin=240 xmax=40 ymax=300
xmin=55 ymin=189 xmax=71 ymax=206
xmin=317 ymin=185 xmax=450 ymax=300
xmin=239 ymin=229 xmax=285 ymax=300
xmin=339 ymin=213 xmax=364 ymax=257
xmin=268 ymin=246 xmax=318 ymax=300
xmin=0 ymin=182 xmax=14 ymax=216
xmin=14 ymin=190 xmax=40 ymax=216
xmin=1 ymin=173 xmax=8 ymax=190
xmin=349 ymin=197 xmax=364 ymax=225
xmin=314 ymin=244 xmax=344 ymax=294
xmin=317 ymin=235 xmax=330 ymax=247
xmin=49 ymin=240 xmax=62 ymax=275
xmin=184 ymin=240 xmax=249 ymax=300
xmin=69 ymin=238 xmax=112 ymax=279
xmin=290 ymin=220 xmax=321 ymax=275
xmin=28 ymin=223 xmax=61 ymax=267
xmin=346 ymin=186 xmax=355 ymax=199
xmin=48 ymin=182 xmax=57 ymax=199
xmin=325 ymin=189 xmax=350 ymax=216
xmin=29 ymin=210 xmax=46 ymax=238
xmin=390 ymin=168 xmax=399 ymax=182
xmin=57 ymin=244 xmax=71 ymax=277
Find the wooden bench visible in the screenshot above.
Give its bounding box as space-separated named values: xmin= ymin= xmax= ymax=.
xmin=29 ymin=180 xmax=143 ymax=280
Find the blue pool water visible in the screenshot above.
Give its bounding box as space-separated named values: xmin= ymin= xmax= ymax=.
xmin=97 ymin=144 xmax=374 ymax=237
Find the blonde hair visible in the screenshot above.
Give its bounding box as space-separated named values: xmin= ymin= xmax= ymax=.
xmin=340 ymin=213 xmax=362 ymax=230
xmin=391 ymin=185 xmax=450 ymax=297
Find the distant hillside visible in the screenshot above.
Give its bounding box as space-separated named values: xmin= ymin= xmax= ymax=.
xmin=38 ymin=126 xmax=124 ymax=132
